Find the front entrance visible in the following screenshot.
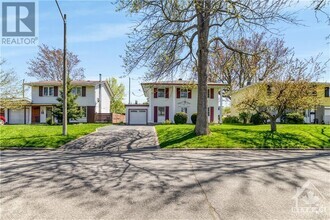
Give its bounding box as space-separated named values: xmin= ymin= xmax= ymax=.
xmin=32 ymin=106 xmax=40 ymax=123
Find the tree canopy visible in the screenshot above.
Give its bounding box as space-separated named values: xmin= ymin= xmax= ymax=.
xmin=235 ymin=56 xmax=326 ymax=132
xmin=27 ymin=44 xmax=85 ymax=81
xmin=107 ymin=77 xmax=125 ymax=114
xmin=0 ymin=59 xmax=27 ymax=109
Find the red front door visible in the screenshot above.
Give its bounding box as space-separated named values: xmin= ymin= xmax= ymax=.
xmin=32 ymin=106 xmax=40 ymax=123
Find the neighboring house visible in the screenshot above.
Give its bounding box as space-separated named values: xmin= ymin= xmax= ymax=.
xmin=2 ymin=80 xmax=112 ymax=124
xmin=125 ymin=79 xmax=228 ymax=124
xmin=230 ymin=82 xmax=330 ymax=124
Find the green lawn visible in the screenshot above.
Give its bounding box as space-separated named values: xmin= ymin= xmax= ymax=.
xmin=155 ymin=124 xmax=330 ymax=149
xmin=0 ymin=124 xmax=109 ymax=149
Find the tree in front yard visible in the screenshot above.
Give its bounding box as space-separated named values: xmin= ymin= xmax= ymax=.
xmin=0 ymin=59 xmax=27 ymax=109
xmin=27 ymin=44 xmax=85 ymax=81
xmin=107 ymin=77 xmax=125 ymax=114
xmin=208 ymin=33 xmax=291 ymax=97
xmin=116 ymin=0 xmax=297 ymax=135
xmin=52 ymin=79 xmax=82 ymax=123
xmin=236 ymin=56 xmax=326 ymax=132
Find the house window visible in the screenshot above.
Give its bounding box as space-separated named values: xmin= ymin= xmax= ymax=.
xmin=207 ymin=89 xmax=210 ymax=98
xmin=158 ymin=107 xmax=165 ymax=116
xmin=157 ymin=89 xmax=165 ymax=98
xmin=72 ymin=87 xmax=82 ymax=96
xmin=43 ymin=86 xmax=54 ymax=96
xmin=325 ymin=87 xmax=329 ymax=97
xmin=207 ymin=107 xmax=210 ymax=117
xmin=181 ymin=107 xmax=188 ymax=114
xmin=180 ymin=89 xmax=188 ymax=98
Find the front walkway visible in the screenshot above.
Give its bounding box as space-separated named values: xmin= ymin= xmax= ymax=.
xmin=61 ymin=125 xmax=159 ymax=151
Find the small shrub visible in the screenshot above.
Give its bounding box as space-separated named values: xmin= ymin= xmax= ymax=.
xmin=250 ymin=113 xmax=266 ymax=125
xmin=46 ymin=117 xmax=53 ymax=125
xmin=239 ymin=112 xmax=250 ymax=124
xmin=191 ymin=113 xmax=197 ymax=124
xmin=286 ymin=112 xmax=304 ymax=124
xmin=223 ymin=116 xmax=240 ymax=124
xmin=163 ymin=119 xmax=171 ymax=124
xmin=174 ymin=112 xmax=188 ymax=124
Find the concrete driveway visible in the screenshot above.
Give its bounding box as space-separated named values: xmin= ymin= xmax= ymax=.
xmin=61 ymin=125 xmax=159 ymax=151
xmin=1 ymin=150 xmax=329 ymax=219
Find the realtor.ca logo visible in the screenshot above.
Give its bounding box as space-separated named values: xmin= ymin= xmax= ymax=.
xmin=292 ymin=180 xmax=327 ymax=214
xmin=1 ymin=1 xmax=38 ymax=46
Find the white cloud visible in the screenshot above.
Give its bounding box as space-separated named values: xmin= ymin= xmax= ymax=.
xmin=69 ymin=23 xmax=131 ymax=43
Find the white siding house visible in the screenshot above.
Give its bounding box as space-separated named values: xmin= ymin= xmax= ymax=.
xmin=126 ymin=80 xmax=227 ymax=124
xmin=3 ymin=80 xmax=112 ymax=124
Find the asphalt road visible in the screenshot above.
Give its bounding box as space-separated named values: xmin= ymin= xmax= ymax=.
xmin=1 ymin=150 xmax=329 ymax=220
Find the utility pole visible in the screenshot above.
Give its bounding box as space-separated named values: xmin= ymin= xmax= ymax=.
xmin=129 ymin=77 xmax=131 ymax=104
xmin=55 ymin=0 xmax=67 ymax=135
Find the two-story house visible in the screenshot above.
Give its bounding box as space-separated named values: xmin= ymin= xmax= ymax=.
xmin=3 ymin=80 xmax=112 ymax=124
xmin=230 ymin=82 xmax=330 ymax=124
xmin=125 ymin=80 xmax=228 ymax=124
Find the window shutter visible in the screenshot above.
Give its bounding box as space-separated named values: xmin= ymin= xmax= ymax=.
xmin=165 ymin=106 xmax=169 ymax=120
xmin=210 ymin=88 xmax=214 ymax=99
xmin=154 ymin=88 xmax=158 ymax=98
xmin=54 ymin=86 xmax=58 ymax=96
xmin=39 ymin=86 xmax=43 ymax=96
xmin=210 ymin=107 xmax=214 ymax=122
xmin=154 ymin=106 xmax=158 ymax=123
xmin=188 ymin=89 xmax=192 ymax=99
xmin=176 ymin=88 xmax=180 ymax=99
xmin=325 ymin=87 xmax=329 ymax=97
xmin=82 ymin=86 xmax=86 ymax=97
xmin=165 ymin=88 xmax=169 ymax=98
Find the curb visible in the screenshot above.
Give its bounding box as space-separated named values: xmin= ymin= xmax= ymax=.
xmin=160 ymin=148 xmax=330 ymax=151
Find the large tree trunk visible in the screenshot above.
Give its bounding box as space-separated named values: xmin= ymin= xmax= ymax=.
xmin=270 ymin=118 xmax=277 ymax=132
xmin=195 ymin=1 xmax=210 ymax=136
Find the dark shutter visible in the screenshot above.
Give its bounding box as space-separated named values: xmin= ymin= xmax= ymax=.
xmin=165 ymin=106 xmax=169 ymax=120
xmin=210 ymin=107 xmax=214 ymax=122
xmin=154 ymin=106 xmax=158 ymax=123
xmin=87 ymin=106 xmax=95 ymax=123
xmin=82 ymin=86 xmax=86 ymax=97
xmin=54 ymin=86 xmax=58 ymax=96
xmin=39 ymin=86 xmax=43 ymax=96
xmin=165 ymin=88 xmax=169 ymax=98
xmin=210 ymin=88 xmax=214 ymax=99
xmin=188 ymin=89 xmax=192 ymax=99
xmin=176 ymin=88 xmax=180 ymax=99
xmin=325 ymin=87 xmax=329 ymax=97
xmin=154 ymin=88 xmax=158 ymax=98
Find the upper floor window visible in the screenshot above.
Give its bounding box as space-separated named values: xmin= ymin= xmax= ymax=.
xmin=72 ymin=87 xmax=82 ymax=96
xmin=325 ymin=87 xmax=329 ymax=97
xmin=43 ymin=86 xmax=54 ymax=96
xmin=157 ymin=89 xmax=165 ymax=98
xmin=180 ymin=89 xmax=188 ymax=98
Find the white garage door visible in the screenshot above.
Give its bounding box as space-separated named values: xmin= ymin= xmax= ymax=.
xmin=9 ymin=109 xmax=24 ymax=124
xmin=129 ymin=110 xmax=147 ymax=125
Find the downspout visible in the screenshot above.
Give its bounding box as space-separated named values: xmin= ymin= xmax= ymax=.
xmin=99 ymin=74 xmax=102 ymax=114
xmin=23 ymin=79 xmax=26 ymax=124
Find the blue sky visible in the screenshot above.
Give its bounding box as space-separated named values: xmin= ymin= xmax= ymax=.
xmin=1 ymin=0 xmax=329 ymax=104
